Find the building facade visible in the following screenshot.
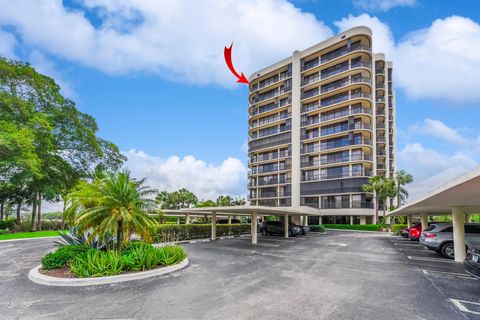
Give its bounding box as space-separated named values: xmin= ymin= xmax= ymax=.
xmin=247 ymin=27 xmax=396 ymax=224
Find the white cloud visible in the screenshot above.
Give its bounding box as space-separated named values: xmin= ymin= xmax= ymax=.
xmin=398 ymin=143 xmax=478 ymax=201
xmin=123 ymin=149 xmax=248 ymax=200
xmin=352 ymin=0 xmax=416 ymax=11
xmin=335 ymin=14 xmax=480 ymax=103
xmin=408 ymin=118 xmax=469 ymax=145
xmin=334 ymin=14 xmax=395 ymax=56
xmin=0 ymin=29 xmax=16 ymax=58
xmin=0 ymin=0 xmax=332 ymax=87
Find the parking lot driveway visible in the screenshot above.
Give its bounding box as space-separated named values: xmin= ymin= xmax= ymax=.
xmin=0 ymin=231 xmax=478 ymax=320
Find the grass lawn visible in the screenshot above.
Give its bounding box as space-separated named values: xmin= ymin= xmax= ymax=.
xmin=0 ymin=230 xmax=61 ymax=241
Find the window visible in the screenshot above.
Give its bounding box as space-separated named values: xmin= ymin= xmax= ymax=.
xmin=441 ymin=226 xmax=453 ymax=232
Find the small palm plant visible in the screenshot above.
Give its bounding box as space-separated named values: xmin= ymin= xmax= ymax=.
xmin=71 ymin=171 xmax=158 ymax=251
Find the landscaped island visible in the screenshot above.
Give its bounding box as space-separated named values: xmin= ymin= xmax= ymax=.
xmin=40 ymin=242 xmax=186 ymax=278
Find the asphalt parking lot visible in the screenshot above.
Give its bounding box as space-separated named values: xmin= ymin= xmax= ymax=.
xmin=0 ymin=230 xmax=479 ymax=319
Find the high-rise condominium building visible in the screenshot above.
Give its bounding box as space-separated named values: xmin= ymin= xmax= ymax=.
xmin=247 ymin=27 xmax=396 ymax=224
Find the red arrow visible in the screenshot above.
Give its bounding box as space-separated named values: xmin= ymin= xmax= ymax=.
xmin=224 ymin=42 xmax=249 ymax=84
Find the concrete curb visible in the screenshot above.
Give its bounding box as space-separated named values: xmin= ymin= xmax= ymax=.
xmin=0 ymin=236 xmax=60 ymax=243
xmin=28 ymin=258 xmax=189 ymax=287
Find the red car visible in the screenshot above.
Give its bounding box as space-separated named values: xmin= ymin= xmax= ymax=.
xmin=409 ymin=223 xmax=423 ymax=241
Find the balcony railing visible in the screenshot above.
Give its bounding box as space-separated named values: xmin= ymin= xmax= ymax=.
xmin=250 ymin=113 xmax=290 ymax=128
xmin=250 ymin=125 xmax=292 ymax=141
xmin=252 ymin=164 xmax=291 ymax=174
xmin=252 ymin=191 xmax=292 ymax=198
xmin=250 ymin=151 xmax=290 ymax=164
xmin=301 ymin=61 xmax=371 ymax=86
xmin=252 ymin=87 xmax=291 ymax=104
xmin=301 ymin=123 xmax=372 ymax=140
xmin=301 ymin=138 xmax=372 ymax=154
xmin=302 ymin=169 xmax=373 ymax=181
xmin=251 ymin=72 xmax=292 ymax=92
xmin=250 ymin=99 xmax=291 ymax=116
xmin=302 ymin=107 xmax=372 ymax=126
xmin=376 ymin=137 xmax=386 ymax=143
xmin=257 ymin=177 xmax=292 ymax=186
xmin=375 ymin=68 xmax=385 ymax=75
xmin=301 ymin=44 xmax=371 ymax=72
xmin=300 ymin=154 xmax=373 ymax=167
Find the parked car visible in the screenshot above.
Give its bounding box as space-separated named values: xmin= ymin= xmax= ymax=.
xmin=409 ymin=223 xmax=423 ymax=241
xmin=289 ymin=222 xmax=310 ymax=235
xmin=464 ymin=246 xmax=480 ymax=279
xmin=260 ymin=221 xmax=302 ymax=237
xmin=420 ymin=223 xmax=480 ymax=259
xmin=400 ymin=227 xmax=410 ymax=238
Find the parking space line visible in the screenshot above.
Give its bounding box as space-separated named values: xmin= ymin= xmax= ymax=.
xmin=407 ymin=256 xmax=456 ymax=263
xmin=207 ymin=246 xmax=256 ymax=254
xmin=394 ymin=243 xmax=421 ymax=247
xmin=423 ymin=269 xmax=477 ymax=280
xmin=258 ymin=238 xmax=295 ymax=242
xmin=396 ymin=247 xmax=429 ymax=252
xmin=450 ymin=299 xmax=480 ymax=315
xmin=223 ymin=239 xmax=280 ymax=247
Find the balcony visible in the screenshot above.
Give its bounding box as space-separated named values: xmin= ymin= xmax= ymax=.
xmin=301 ymin=138 xmax=373 ymax=154
xmin=250 ymin=113 xmax=290 ymax=129
xmin=376 ymin=137 xmax=386 ymax=143
xmin=250 ymin=151 xmax=290 ymax=164
xmin=301 ymin=122 xmax=372 ymax=140
xmin=302 ymin=91 xmax=372 ymax=113
xmin=301 ymin=61 xmax=371 ymax=86
xmin=300 ymin=154 xmax=373 ymax=167
xmin=301 ymin=44 xmax=371 ymax=72
xmin=376 ymin=110 xmax=385 ymax=115
xmin=375 ymin=83 xmax=385 ymax=90
xmin=376 ymin=97 xmax=385 ymax=103
xmin=250 ymin=125 xmax=292 ymax=141
xmin=375 ymin=68 xmax=385 ymax=75
xmin=321 ymin=202 xmax=374 ymax=209
xmin=257 ymin=177 xmax=291 ymax=186
xmin=302 ymin=169 xmax=373 ymax=181
xmin=253 ymin=191 xmax=292 ymax=198
xmin=252 ymin=164 xmax=291 ymax=174
xmin=251 ymin=86 xmax=291 ymax=105
xmin=250 ymin=99 xmax=291 ymax=116
xmin=302 ymin=76 xmax=372 ymax=99
xmin=302 ymin=107 xmax=371 ymax=126
xmin=251 ymin=72 xmax=292 ymax=92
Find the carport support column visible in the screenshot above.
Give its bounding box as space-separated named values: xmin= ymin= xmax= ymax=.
xmin=304 ymin=215 xmax=308 ymax=226
xmin=350 ymin=216 xmax=354 ymax=225
xmin=465 ymin=213 xmax=472 ymax=223
xmin=228 ymin=215 xmax=232 ymax=224
xmin=452 ymin=207 xmax=466 ymax=262
xmin=360 ymin=216 xmax=366 ymax=225
xmin=211 ymin=212 xmax=216 ymax=241
xmin=406 ymin=215 xmax=412 ymax=228
xmin=284 ymin=213 xmax=289 ymax=238
xmin=251 ymin=212 xmax=257 ymax=245
xmin=420 ymin=214 xmax=428 ymax=231
xmin=185 ymin=214 xmax=190 ymax=224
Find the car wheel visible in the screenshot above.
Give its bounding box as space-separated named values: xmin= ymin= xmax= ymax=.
xmin=440 ymin=242 xmax=455 ymax=259
xmin=261 ymin=229 xmax=268 ymax=236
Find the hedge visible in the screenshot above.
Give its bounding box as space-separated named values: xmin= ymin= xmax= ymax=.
xmin=322 ymin=224 xmax=387 ymax=231
xmin=309 ymin=225 xmax=326 ymax=233
xmin=0 ymin=219 xmax=64 ymax=232
xmin=153 ymin=224 xmax=251 ymax=243
xmin=392 ymin=224 xmax=408 ymax=235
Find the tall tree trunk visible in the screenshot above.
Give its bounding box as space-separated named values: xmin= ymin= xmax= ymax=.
xmin=62 ymin=196 xmax=67 ymax=229
xmin=116 ymin=220 xmax=123 ymax=252
xmin=396 ymin=186 xmax=401 ymax=208
xmin=30 ymin=193 xmax=37 ymax=231
xmin=16 ymin=199 xmax=22 ymax=224
xmin=37 ymin=194 xmax=42 ymax=231
xmin=0 ymin=200 xmax=4 ymax=220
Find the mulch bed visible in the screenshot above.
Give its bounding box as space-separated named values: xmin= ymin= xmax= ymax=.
xmin=40 ymin=267 xmax=76 ymax=278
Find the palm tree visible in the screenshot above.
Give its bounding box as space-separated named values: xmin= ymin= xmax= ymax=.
xmin=395 ymin=170 xmax=413 ymax=207
xmin=378 ymin=177 xmax=397 ymax=222
xmin=362 ymin=176 xmax=384 ymax=224
xmin=72 ymin=171 xmax=158 ymax=251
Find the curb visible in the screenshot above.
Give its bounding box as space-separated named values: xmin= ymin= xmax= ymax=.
xmin=326 ymin=228 xmax=388 ymax=234
xmin=28 ymin=258 xmax=189 ymax=287
xmin=154 ymin=234 xmax=250 ymax=246
xmin=0 ymin=236 xmax=60 ymax=243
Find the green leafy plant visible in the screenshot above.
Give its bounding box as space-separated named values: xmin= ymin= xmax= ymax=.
xmin=309 ymin=225 xmax=326 ymax=233
xmin=156 ymin=245 xmax=187 ymax=265
xmin=392 ymin=224 xmax=408 ymax=235
xmin=322 ymin=224 xmax=386 ymax=231
xmin=153 ymin=224 xmax=250 ymax=243
xmin=41 ymin=245 xmax=90 ymax=269
xmin=54 ymin=227 xmax=113 ymax=249
xmin=69 ymin=250 xmax=124 ymax=277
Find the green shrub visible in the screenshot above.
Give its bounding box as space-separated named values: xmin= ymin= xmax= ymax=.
xmin=42 ymin=245 xmax=90 ymax=269
xmin=309 ymin=225 xmax=326 ymax=233
xmin=392 ymin=224 xmax=408 ymax=235
xmin=12 ymin=219 xmax=64 ymax=232
xmin=154 ymin=224 xmax=251 ymax=243
xmin=70 ymin=250 xmax=124 ymax=277
xmin=322 ymin=224 xmax=386 ymax=231
xmin=68 ymin=243 xmax=187 ymax=277
xmin=0 ymin=217 xmax=16 ymax=230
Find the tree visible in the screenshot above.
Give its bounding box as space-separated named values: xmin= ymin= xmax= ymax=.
xmin=378 ymin=177 xmax=397 ymax=222
xmin=156 ymin=188 xmax=198 ymax=210
xmin=216 ymin=195 xmax=233 ymax=206
xmin=395 ymin=170 xmax=413 ymax=207
xmin=195 ymin=199 xmax=217 ymax=208
xmin=362 ymin=176 xmax=384 ymax=224
xmin=72 ymin=171 xmax=158 ymax=251
xmin=0 ymin=58 xmax=126 ymax=225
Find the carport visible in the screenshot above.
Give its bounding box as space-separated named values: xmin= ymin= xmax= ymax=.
xmin=388 ymin=167 xmax=480 ymax=262
xmin=162 ymin=206 xmax=320 ymax=245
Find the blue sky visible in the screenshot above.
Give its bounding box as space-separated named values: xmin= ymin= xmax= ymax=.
xmin=1 ymin=0 xmax=480 ymax=203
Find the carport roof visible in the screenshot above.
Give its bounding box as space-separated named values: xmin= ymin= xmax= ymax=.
xmin=163 ymin=205 xmax=321 ymax=216
xmin=388 ymin=166 xmax=480 ymax=216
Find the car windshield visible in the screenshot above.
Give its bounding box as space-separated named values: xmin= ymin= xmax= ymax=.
xmin=423 ymin=225 xmax=436 ymax=232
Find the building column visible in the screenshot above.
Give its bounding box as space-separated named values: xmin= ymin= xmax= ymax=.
xmin=360 ymin=216 xmax=366 ymax=225
xmin=319 ymin=216 xmax=323 ymax=225
xmin=350 ymin=215 xmax=354 ymax=225
xmin=406 ymin=215 xmax=412 ymax=228
xmin=291 ymin=50 xmax=301 ymax=207
xmin=284 ymin=213 xmax=289 ymax=238
xmin=228 ymin=215 xmax=232 ymax=225
xmin=420 ymin=214 xmax=428 ymax=231
xmin=177 ymin=217 xmax=180 ymax=224
xmin=251 ymin=212 xmax=258 ymax=245
xmin=211 ymin=212 xmax=216 ymax=241
xmin=465 ymin=213 xmax=472 ymax=223
xmin=304 ymin=215 xmax=308 ymax=226
xmin=452 ymin=207 xmax=466 ymax=262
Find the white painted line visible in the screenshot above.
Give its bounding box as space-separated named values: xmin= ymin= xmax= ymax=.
xmin=258 ymin=238 xmax=295 ymax=242
xmin=328 ymin=242 xmax=348 ymax=247
xmin=394 ymin=242 xmax=421 ymax=246
xmin=396 ymin=247 xmax=428 ymax=252
xmin=450 ymin=299 xmax=480 ymax=315
xmin=407 ymin=256 xmax=457 ymax=263
xmin=209 ymin=246 xmax=256 ymax=254
xmin=423 ymin=269 xmax=476 ymax=280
